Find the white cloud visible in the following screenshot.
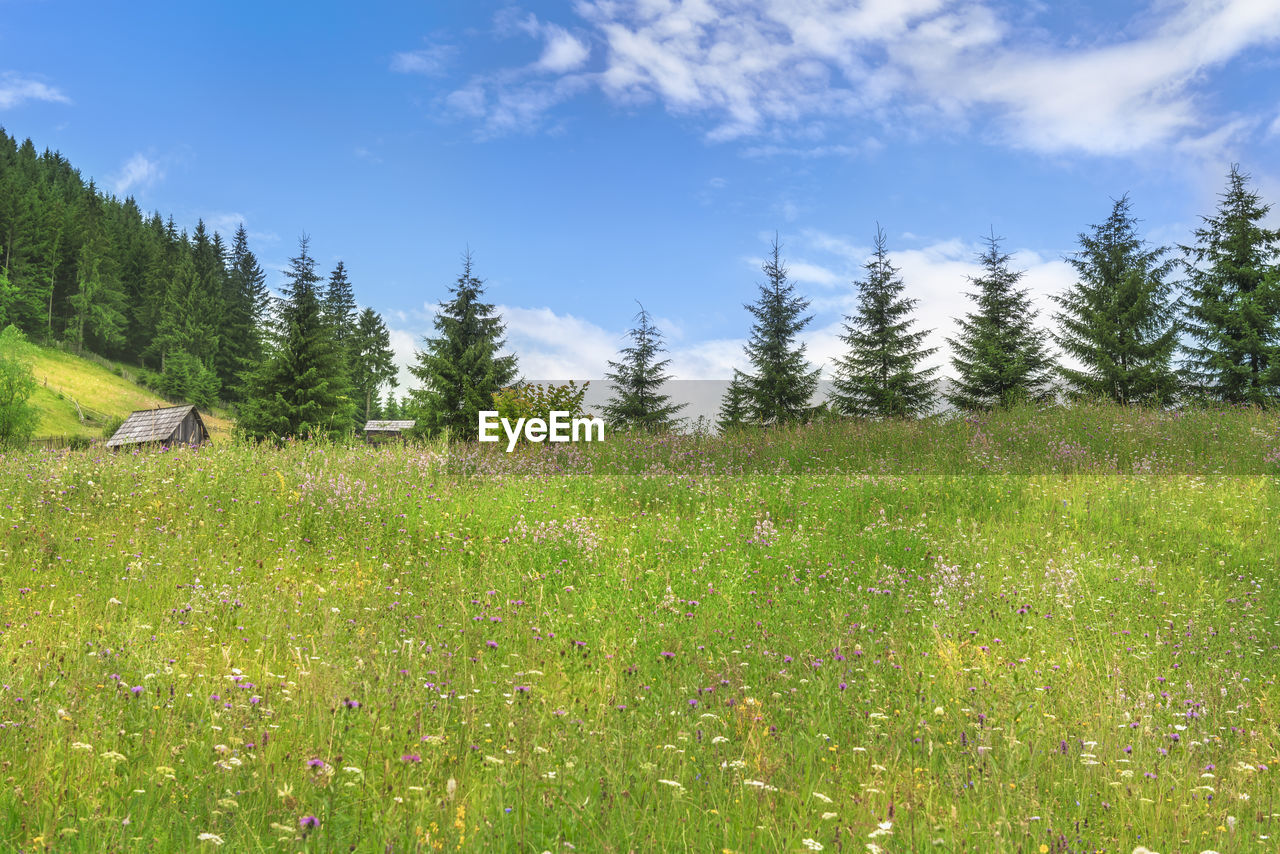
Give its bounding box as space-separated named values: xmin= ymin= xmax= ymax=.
xmin=387 ymin=327 xmax=420 ymax=392
xmin=537 ymin=26 xmax=590 ymax=73
xmin=391 ymin=45 xmax=456 ymax=75
xmin=445 ymin=0 xmax=1280 ymax=155
xmin=0 ymin=72 xmax=70 ymax=109
xmin=111 ymin=153 xmax=163 ymax=197
xmin=435 ymin=12 xmax=593 ymax=136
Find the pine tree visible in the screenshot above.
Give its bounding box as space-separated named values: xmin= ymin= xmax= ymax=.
xmin=717 ymin=369 xmax=751 ymax=431
xmin=237 ymin=236 xmax=355 ymax=440
xmin=1180 ymin=165 xmax=1280 ymax=405
xmin=408 ymin=251 xmax=517 ymax=439
xmin=353 ymin=307 xmax=398 ymax=423
xmin=946 ymin=231 xmax=1055 ymax=410
xmin=740 ymin=237 xmax=820 ymax=424
xmin=324 ymin=261 xmax=358 ymax=357
xmin=1053 ymin=196 xmax=1180 ymax=406
xmin=831 ymin=226 xmax=938 ymax=418
xmin=603 ymin=302 xmax=685 ymax=431
xmin=220 ymin=224 xmax=270 ymax=400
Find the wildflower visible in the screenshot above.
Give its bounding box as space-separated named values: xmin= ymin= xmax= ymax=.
xmin=401 ymin=754 xmax=422 ymax=763
xmin=196 ymin=833 xmax=224 ymax=845
xmin=299 ymin=816 xmax=319 ymax=829
xmin=100 ymin=750 xmax=127 ymax=763
xmin=821 ymin=812 xmax=837 ymax=820
xmin=71 ymin=742 xmax=93 ymax=752
xmin=307 ymin=758 xmax=325 ymax=768
xmin=801 ymin=839 xmax=823 ymax=851
xmin=812 ymin=792 xmax=833 ymax=803
xmin=868 ymin=820 xmax=893 ymax=838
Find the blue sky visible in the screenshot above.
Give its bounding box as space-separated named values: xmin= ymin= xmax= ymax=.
xmin=2 ymin=0 xmax=1279 ymax=389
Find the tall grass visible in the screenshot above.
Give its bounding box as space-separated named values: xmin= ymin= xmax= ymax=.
xmin=0 ymin=403 xmax=1277 ymax=852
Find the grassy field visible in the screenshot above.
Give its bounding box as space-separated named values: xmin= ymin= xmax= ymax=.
xmin=1 ymin=404 xmax=1278 ymax=852
xmin=27 ymin=346 xmax=232 ymax=443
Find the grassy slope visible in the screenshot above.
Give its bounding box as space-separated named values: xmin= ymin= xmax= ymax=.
xmin=28 ymin=346 xmax=232 ymax=442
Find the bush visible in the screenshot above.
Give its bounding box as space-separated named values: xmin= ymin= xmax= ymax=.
xmin=100 ymin=414 xmax=126 ymax=440
xmin=491 ymin=381 xmax=592 ymax=426
xmin=0 ymin=325 xmax=39 ymax=449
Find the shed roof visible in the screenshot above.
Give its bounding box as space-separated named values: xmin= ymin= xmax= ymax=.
xmin=364 ymin=420 xmax=416 ymax=432
xmin=105 ymin=405 xmax=201 ymax=447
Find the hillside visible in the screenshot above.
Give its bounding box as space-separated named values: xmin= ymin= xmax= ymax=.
xmin=28 ymin=345 xmax=232 ymax=443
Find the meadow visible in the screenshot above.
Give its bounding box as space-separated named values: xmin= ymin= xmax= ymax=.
xmin=1 ymin=403 xmax=1279 ymax=853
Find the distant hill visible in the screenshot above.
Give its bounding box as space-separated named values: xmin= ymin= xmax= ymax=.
xmin=28 ymin=345 xmax=232 ymax=444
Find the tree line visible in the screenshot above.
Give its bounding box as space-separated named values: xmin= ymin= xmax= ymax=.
xmin=407 ymin=165 xmax=1279 ymax=440
xmin=2 ymin=123 xmax=1277 ymax=444
xmin=0 ymin=128 xmax=400 ymax=442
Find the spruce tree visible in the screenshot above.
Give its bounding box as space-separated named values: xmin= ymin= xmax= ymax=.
xmin=717 ymin=369 xmax=751 ymax=431
xmin=831 ymin=226 xmax=938 ymax=418
xmin=603 ymin=302 xmax=685 ymax=431
xmin=408 ymin=251 xmax=517 ymax=439
xmin=1053 ymin=196 xmax=1180 ymax=406
xmin=237 ymin=236 xmax=355 ymax=440
xmin=324 ymin=261 xmax=358 ymax=362
xmin=353 ymin=307 xmax=398 ymax=423
xmin=740 ymin=237 xmax=819 ymax=424
xmin=220 ymin=224 xmax=270 ymax=400
xmin=1180 ymin=165 xmax=1280 ymax=405
xmin=946 ymin=231 xmax=1055 ymax=410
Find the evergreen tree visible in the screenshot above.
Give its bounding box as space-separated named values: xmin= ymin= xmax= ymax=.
xmin=220 ymin=224 xmax=270 ymax=400
xmin=831 ymin=226 xmax=938 ymax=417
xmin=717 ymin=369 xmax=751 ymax=431
xmin=353 ymin=307 xmax=398 ymax=423
xmin=946 ymin=231 xmax=1055 ymax=410
xmin=1053 ymin=196 xmax=1180 ymax=405
xmin=324 ymin=261 xmax=358 ymax=358
xmin=603 ymin=302 xmax=685 ymax=431
xmin=238 ymin=236 xmax=355 ymax=440
xmin=740 ymin=237 xmax=819 ymax=424
xmin=68 ymin=237 xmax=126 ymax=354
xmin=1180 ymin=165 xmax=1280 ymax=405
xmin=407 ymin=251 xmax=517 ymax=439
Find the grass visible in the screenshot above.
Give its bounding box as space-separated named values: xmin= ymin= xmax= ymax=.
xmin=0 ymin=403 xmax=1278 ymax=852
xmin=27 ymin=346 xmax=232 ymax=443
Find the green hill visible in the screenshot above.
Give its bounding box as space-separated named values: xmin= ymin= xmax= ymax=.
xmin=28 ymin=345 xmax=232 ymax=443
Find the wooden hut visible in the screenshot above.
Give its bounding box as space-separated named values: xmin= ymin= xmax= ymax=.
xmin=363 ymin=420 xmax=416 ymax=444
xmin=105 ymin=405 xmax=210 ymax=450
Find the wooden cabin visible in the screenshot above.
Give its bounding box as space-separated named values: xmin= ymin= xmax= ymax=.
xmin=363 ymin=420 xmax=416 ymax=444
xmin=105 ymin=405 xmax=210 ymax=450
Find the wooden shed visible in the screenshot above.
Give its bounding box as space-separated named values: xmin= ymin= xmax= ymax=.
xmin=105 ymin=405 xmax=210 ymax=450
xmin=363 ymin=420 xmax=416 ymax=444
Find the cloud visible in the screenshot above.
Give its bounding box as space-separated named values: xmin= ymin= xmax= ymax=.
xmin=537 ymin=25 xmax=590 ymax=73
xmin=391 ymin=44 xmax=456 ymax=75
xmin=442 ymin=0 xmax=1280 ymax=155
xmin=433 ymin=12 xmax=593 ymax=136
xmin=0 ymin=72 xmax=70 ymax=109
xmin=111 ymin=153 xmax=163 ymax=197
xmin=203 ymin=213 xmax=279 ymax=244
